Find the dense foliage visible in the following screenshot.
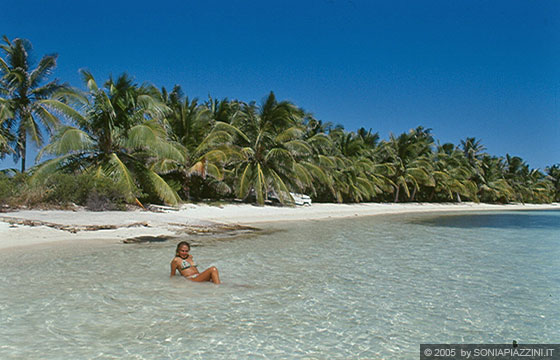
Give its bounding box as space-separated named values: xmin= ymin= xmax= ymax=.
xmin=1 ymin=37 xmax=558 ymax=208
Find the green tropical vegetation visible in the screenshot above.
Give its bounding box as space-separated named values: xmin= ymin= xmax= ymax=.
xmin=32 ymin=70 xmax=184 ymax=206
xmin=1 ymin=36 xmax=558 ymax=209
xmin=0 ymin=36 xmax=83 ymax=172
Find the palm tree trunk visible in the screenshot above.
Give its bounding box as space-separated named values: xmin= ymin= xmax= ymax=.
xmin=410 ymin=186 xmax=417 ymax=201
xmin=428 ymin=188 xmax=435 ymax=201
xmin=394 ymin=186 xmax=400 ymax=202
xmin=455 ymin=192 xmax=462 ymax=203
xmin=20 ymin=132 xmax=26 ymax=172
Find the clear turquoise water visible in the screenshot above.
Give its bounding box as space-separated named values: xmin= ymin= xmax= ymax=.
xmin=1 ymin=210 xmax=559 ymax=359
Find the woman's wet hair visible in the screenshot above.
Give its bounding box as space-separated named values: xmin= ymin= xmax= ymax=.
xmin=175 ymin=241 xmax=190 ymax=256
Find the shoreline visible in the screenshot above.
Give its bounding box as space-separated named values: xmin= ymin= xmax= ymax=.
xmin=1 ymin=202 xmax=558 ymax=251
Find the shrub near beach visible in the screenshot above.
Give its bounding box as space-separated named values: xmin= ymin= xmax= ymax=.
xmin=41 ymin=173 xmax=129 ymax=211
xmin=0 ymin=172 xmax=19 ymax=206
xmin=0 ymin=172 xmax=128 ymax=210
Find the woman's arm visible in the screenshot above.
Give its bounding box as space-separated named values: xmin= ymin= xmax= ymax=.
xmin=170 ymin=259 xmax=178 ymax=278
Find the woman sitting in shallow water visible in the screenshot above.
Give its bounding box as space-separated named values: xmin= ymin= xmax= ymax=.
xmin=170 ymin=241 xmax=221 ymax=284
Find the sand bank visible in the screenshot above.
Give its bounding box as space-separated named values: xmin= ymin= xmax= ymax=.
xmin=1 ymin=202 xmax=558 ymax=251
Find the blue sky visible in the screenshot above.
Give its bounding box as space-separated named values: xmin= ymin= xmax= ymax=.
xmin=2 ymin=0 xmax=559 ymax=169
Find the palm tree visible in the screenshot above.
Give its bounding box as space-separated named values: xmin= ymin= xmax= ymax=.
xmin=545 ymin=164 xmax=560 ymax=202
xmin=502 ymin=154 xmax=554 ymax=203
xmin=460 ymin=137 xmax=486 ymax=183
xmin=158 ymin=87 xmax=233 ymax=199
xmin=477 ymin=155 xmax=513 ymax=203
xmin=163 ymin=86 xmax=214 ymax=151
xmin=357 ymin=127 xmax=380 ymax=149
xmin=0 ymin=36 xmax=82 ymax=172
xmin=379 ymin=128 xmax=434 ymax=202
xmin=285 ymin=114 xmax=335 ymax=201
xmin=34 ymin=71 xmax=184 ymax=205
xmin=208 ymin=92 xmax=313 ymax=205
xmin=431 ymin=143 xmax=477 ymax=202
xmin=460 ymin=137 xmax=486 ymax=165
xmin=503 ymin=154 xmax=531 ymax=203
xmin=525 ymin=169 xmax=554 ymax=203
xmin=324 ymin=128 xmax=391 ymax=202
xmin=303 ymin=112 xmax=333 ymax=138
xmin=329 ymin=156 xmax=387 ymax=202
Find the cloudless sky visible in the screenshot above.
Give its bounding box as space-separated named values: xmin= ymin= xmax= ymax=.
xmin=2 ymin=0 xmax=559 ymax=169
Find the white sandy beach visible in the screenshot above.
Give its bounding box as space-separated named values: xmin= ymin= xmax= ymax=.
xmin=0 ymin=202 xmax=558 ymax=250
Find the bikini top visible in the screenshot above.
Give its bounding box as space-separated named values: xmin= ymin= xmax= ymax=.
xmin=180 ymin=258 xmax=198 ymax=271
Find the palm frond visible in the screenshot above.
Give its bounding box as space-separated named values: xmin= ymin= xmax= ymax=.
xmin=212 ymin=121 xmax=251 ymax=143
xmin=38 ymin=126 xmax=95 ymax=159
xmin=238 ymin=163 xmax=253 ymax=200
xmin=29 ymin=154 xmax=76 ymax=185
xmin=32 ymin=104 xmax=59 ymax=134
xmin=79 ymin=69 xmax=99 ymax=92
xmin=267 ymin=168 xmax=292 ymax=204
xmin=137 ymin=94 xmax=170 ymax=119
xmin=276 ymin=126 xmax=304 ymax=142
xmin=52 ymin=86 xmax=89 ymax=107
xmin=284 ymin=139 xmax=311 ymax=156
xmin=205 ymin=162 xmax=224 ymax=180
xmin=317 ymin=155 xmax=335 ymax=167
xmin=105 ymin=153 xmax=138 ymax=202
xmin=201 ymin=149 xmax=229 ymax=163
xmin=21 ymin=113 xmax=43 ymax=146
xmin=265 ymin=148 xmax=293 ymax=163
xmin=29 ymin=55 xmax=57 ymax=87
xmin=145 ymin=170 xmax=181 ymax=205
xmin=0 ymin=57 xmax=10 ymax=74
xmin=151 ymin=158 xmax=179 ymax=174
xmin=292 ymin=163 xmax=312 ymax=189
xmin=255 ymin=163 xmax=266 ymax=205
xmin=36 ymin=99 xmax=86 ymax=124
xmin=126 ymin=122 xmax=184 ymax=162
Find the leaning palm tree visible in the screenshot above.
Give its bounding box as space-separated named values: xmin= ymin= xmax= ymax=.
xmin=502 ymin=154 xmax=554 ymax=203
xmin=431 ymin=143 xmax=478 ymax=202
xmin=33 ymin=71 xmax=184 ymax=206
xmin=208 ymin=92 xmax=312 ymax=205
xmin=524 ymin=169 xmax=554 ymax=203
xmin=0 ymin=36 xmax=82 ymax=172
xmin=477 ymin=155 xmax=514 ymax=203
xmin=324 ymin=128 xmax=392 ymax=202
xmin=329 ymin=156 xmax=386 ymax=202
xmin=503 ymin=154 xmax=532 ymax=203
xmin=379 ymin=129 xmax=434 ymax=202
xmin=297 ymin=123 xmax=338 ymax=200
xmin=157 ymin=86 xmax=233 ymax=199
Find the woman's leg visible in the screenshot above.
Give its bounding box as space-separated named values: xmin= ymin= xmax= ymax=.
xmin=189 ymin=266 xmax=221 ymax=284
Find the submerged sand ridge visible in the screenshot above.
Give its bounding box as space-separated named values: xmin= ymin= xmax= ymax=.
xmin=0 ymin=202 xmax=558 ymax=250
